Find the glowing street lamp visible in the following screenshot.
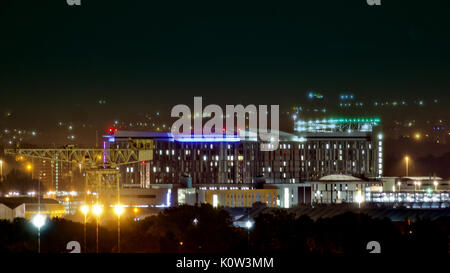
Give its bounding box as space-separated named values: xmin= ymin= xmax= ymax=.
xmin=32 ymin=214 xmax=46 ymax=253
xmin=414 ymin=133 xmax=421 ymax=140
xmin=433 ymin=181 xmax=438 ymax=191
xmin=32 ymin=214 xmax=46 ymax=229
xmin=113 ymin=204 xmax=124 ymax=216
xmin=92 ymin=204 xmax=103 ymax=216
xmin=413 ymin=181 xmax=422 ymax=192
xmin=25 ymin=162 xmax=35 ymax=180
xmin=0 ymin=159 xmax=3 ymax=177
xmin=80 ymin=205 xmax=89 ymax=215
xmin=397 ymin=181 xmax=401 ymax=192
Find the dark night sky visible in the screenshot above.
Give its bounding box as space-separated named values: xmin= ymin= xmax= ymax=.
xmin=1 ymin=0 xmax=450 ymax=130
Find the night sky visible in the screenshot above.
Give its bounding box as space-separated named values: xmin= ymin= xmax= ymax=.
xmin=1 ymin=0 xmax=450 ymax=130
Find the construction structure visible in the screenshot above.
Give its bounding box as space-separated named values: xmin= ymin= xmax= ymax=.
xmin=4 ymin=141 xmax=153 ymax=207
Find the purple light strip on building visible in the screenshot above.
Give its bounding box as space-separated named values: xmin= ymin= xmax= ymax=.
xmin=175 ymin=137 xmax=240 ymax=142
xmin=174 ymin=134 xmax=240 ymax=142
xmin=103 ymin=141 xmax=107 ymax=167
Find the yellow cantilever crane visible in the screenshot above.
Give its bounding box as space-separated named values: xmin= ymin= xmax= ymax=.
xmin=4 ymin=142 xmax=153 ymax=205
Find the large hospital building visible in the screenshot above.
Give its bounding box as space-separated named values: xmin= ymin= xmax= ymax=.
xmin=107 ymin=118 xmax=383 ymax=186
xmin=102 ymin=118 xmax=384 ymax=208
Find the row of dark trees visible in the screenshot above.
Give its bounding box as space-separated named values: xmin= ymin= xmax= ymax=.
xmin=0 ymin=204 xmax=448 ymax=254
xmin=250 ymin=209 xmax=448 ymax=254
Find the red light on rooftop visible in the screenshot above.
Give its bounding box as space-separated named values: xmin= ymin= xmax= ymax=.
xmin=107 ymin=127 xmax=118 ymax=135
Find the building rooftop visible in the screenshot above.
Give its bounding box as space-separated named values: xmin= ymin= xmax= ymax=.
xmin=231 ymin=205 xmax=450 ymax=223
xmin=111 ymin=131 xmax=173 ymax=139
xmin=0 ymin=197 xmax=59 ymax=209
xmin=106 ymin=129 xmax=377 ymax=144
xmin=319 ymin=174 xmax=362 ymax=182
xmin=401 ymin=176 xmax=443 ymax=181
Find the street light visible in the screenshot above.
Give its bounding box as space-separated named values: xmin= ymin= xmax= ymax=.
xmin=32 ymin=213 xmax=46 ymax=253
xmin=92 ymin=204 xmax=102 ymax=216
xmin=92 ymin=204 xmax=103 ymax=253
xmin=0 ymin=159 xmax=3 ymax=177
xmin=433 ymin=180 xmax=438 ymax=191
xmin=113 ymin=204 xmax=124 ymax=216
xmin=81 ymin=205 xmax=89 ymax=215
xmin=80 ymin=205 xmax=89 ymax=253
xmin=26 ymin=163 xmax=34 ymax=180
xmin=113 ymin=204 xmax=124 ymax=253
xmin=397 ymin=181 xmax=401 ymax=192
xmin=404 ymin=156 xmax=409 ymax=177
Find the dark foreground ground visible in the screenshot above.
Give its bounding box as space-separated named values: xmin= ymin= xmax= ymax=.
xmin=0 ymin=204 xmax=448 ymax=254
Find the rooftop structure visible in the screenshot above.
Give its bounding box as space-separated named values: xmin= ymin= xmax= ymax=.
xmin=319 ymin=174 xmax=363 ymax=182
xmin=294 ymin=117 xmax=381 ymax=133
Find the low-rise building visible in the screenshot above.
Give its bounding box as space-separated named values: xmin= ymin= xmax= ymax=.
xmin=0 ymin=197 xmax=66 ymax=221
xmin=204 ymin=188 xmax=278 ymax=208
xmin=310 ymin=174 xmax=382 ymax=204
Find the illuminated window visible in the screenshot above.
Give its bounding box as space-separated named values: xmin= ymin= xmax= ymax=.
xmin=284 ymin=188 xmax=289 ymax=208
